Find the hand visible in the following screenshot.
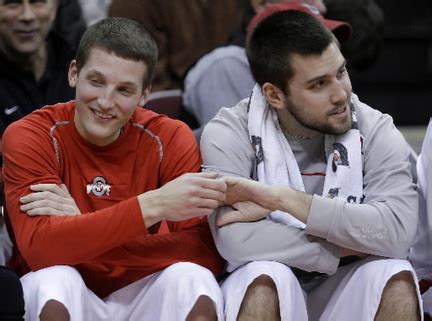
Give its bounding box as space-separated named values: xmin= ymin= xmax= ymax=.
xmin=223 ymin=176 xmax=312 ymax=224
xmin=223 ymin=176 xmax=279 ymax=211
xmin=20 ymin=184 xmax=81 ymax=216
xmin=138 ymin=172 xmax=227 ymax=227
xmin=216 ymin=201 xmax=270 ymax=227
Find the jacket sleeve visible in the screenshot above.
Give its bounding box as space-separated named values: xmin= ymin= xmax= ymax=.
xmin=201 ymin=104 xmax=342 ymax=274
xmin=305 ymin=106 xmax=418 ymax=259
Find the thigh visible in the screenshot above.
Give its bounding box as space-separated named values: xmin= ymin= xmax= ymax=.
xmin=21 ymin=265 xmax=107 ymax=321
xmin=310 ymin=257 xmax=420 ymax=321
xmin=105 ymin=262 xmax=224 ymax=321
xmin=221 ymin=261 xmax=307 ymax=321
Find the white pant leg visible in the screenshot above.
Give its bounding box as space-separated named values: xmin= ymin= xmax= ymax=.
xmin=104 ymin=262 xmax=224 ymax=321
xmin=21 ymin=265 xmax=107 ymax=321
xmin=221 ymin=261 xmax=307 ymax=321
xmin=315 ymin=258 xmax=422 ymax=321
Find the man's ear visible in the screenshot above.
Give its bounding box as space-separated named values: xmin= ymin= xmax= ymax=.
xmin=68 ymin=60 xmax=78 ymax=88
xmin=261 ymin=82 xmax=286 ymax=110
xmin=138 ymin=86 xmax=152 ymax=107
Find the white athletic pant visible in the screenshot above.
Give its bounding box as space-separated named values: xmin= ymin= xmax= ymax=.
xmin=21 ymin=262 xmax=224 ymax=321
xmin=222 ymin=258 xmax=423 ymax=321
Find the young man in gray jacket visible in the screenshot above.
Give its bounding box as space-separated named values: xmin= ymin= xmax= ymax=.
xmin=201 ymin=6 xmax=422 ymax=321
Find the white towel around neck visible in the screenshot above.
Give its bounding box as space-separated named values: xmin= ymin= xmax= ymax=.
xmin=247 ymin=84 xmax=363 ymax=229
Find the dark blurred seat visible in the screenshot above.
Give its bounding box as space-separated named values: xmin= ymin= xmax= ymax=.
xmin=145 ymin=90 xmax=183 ymax=119
xmin=145 ymin=90 xmax=199 ymax=129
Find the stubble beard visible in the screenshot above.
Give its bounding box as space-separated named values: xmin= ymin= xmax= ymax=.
xmin=286 ymin=97 xmax=353 ymax=136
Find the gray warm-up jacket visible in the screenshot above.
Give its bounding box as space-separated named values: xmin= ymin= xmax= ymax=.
xmin=201 ymin=97 xmax=418 ymax=275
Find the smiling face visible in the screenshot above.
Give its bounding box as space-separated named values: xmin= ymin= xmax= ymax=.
xmin=0 ymin=0 xmax=57 ymax=56
xmin=268 ymin=42 xmax=352 ymax=138
xmin=68 ymin=47 xmax=150 ymax=147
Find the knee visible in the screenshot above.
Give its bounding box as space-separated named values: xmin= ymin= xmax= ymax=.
xmin=32 ymin=266 xmax=81 ymax=284
xmin=187 ymin=295 xmax=218 ymax=321
xmin=383 ymin=271 xmax=418 ymax=301
xmin=377 ymin=271 xmax=421 ymax=321
xmin=23 ymin=265 xmax=85 ymax=294
xmin=238 ymin=275 xmax=280 ymax=320
xmin=166 ymin=262 xmax=217 ymax=285
xmin=40 ymin=300 xmax=70 ymax=321
xmin=244 ymin=275 xmax=279 ymax=307
xmin=163 ymin=262 xmax=220 ymax=296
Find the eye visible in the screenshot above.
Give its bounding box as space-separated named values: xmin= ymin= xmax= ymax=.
xmin=88 ymin=77 xmax=103 ymax=87
xmin=117 ymin=87 xmax=134 ymax=96
xmin=2 ymin=0 xmax=21 ymax=7
xmin=311 ymin=79 xmax=327 ymax=90
xmin=29 ymin=0 xmax=47 ymax=3
xmin=337 ymin=67 xmax=348 ymax=79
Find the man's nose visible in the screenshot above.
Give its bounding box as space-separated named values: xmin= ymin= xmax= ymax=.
xmin=97 ymin=89 xmax=115 ymax=110
xmin=19 ymin=1 xmax=37 ymax=22
xmin=330 ymin=80 xmax=348 ymax=105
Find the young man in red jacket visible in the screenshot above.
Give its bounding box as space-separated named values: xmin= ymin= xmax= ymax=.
xmin=3 ymin=17 xmax=226 ymax=321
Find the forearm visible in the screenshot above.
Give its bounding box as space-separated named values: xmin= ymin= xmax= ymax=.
xmin=11 ymin=197 xmax=147 ymax=270
xmin=210 ymin=207 xmax=341 ymax=274
xmin=306 ymin=192 xmax=417 ymax=258
xmin=273 ymin=185 xmax=313 ymax=224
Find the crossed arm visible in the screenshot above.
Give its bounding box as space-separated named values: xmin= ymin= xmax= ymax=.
xmin=20 ymin=172 xmax=227 ymax=229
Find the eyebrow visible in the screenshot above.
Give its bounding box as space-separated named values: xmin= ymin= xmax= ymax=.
xmin=87 ymin=70 xmax=139 ymax=89
xmin=305 ymin=60 xmax=347 ymax=85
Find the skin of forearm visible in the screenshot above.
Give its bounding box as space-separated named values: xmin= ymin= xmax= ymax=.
xmin=273 ymin=185 xmax=313 ymax=224
xmin=137 ymin=190 xmax=163 ymax=228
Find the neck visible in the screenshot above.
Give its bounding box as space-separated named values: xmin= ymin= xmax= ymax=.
xmin=1 ymin=44 xmax=48 ymax=81
xmin=276 ymin=108 xmax=322 ymax=139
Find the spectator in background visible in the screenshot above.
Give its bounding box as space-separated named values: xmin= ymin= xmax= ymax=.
xmin=0 ymin=0 xmax=76 ymax=133
xmin=183 ymin=0 xmax=349 ymax=140
xmin=108 ymin=0 xmax=239 ymax=91
xmin=0 ymin=0 xmax=79 ymax=230
xmin=77 ymin=0 xmax=111 ymax=26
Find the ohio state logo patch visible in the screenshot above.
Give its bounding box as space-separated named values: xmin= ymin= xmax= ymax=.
xmin=87 ymin=176 xmax=111 ymax=196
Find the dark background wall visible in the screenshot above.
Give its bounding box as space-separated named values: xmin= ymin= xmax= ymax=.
xmin=348 ymin=0 xmax=432 ymax=125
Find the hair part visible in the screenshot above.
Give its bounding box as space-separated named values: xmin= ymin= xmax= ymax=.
xmin=246 ymin=10 xmax=335 ymax=94
xmin=75 ymin=17 xmax=158 ymax=88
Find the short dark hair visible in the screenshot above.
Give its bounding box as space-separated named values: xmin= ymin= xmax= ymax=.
xmin=75 ymin=17 xmax=158 ymax=87
xmin=246 ymin=10 xmax=335 ymax=93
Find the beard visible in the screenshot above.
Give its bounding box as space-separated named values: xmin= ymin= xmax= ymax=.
xmin=285 ymin=95 xmax=353 ymax=136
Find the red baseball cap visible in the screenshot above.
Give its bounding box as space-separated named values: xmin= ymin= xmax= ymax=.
xmin=247 ymin=2 xmax=352 ymax=43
